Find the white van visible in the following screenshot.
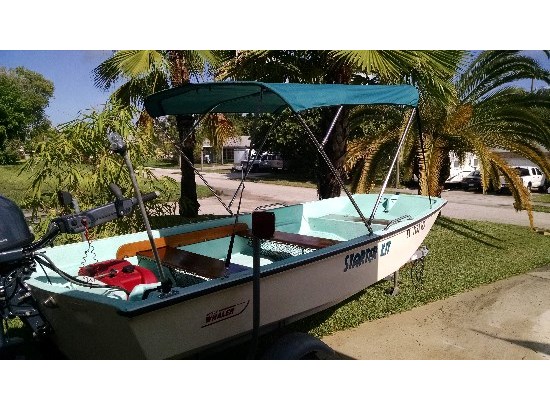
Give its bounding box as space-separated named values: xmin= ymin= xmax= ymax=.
xmin=515 ymin=166 xmax=546 ymax=192
xmin=233 ymin=152 xmax=287 ymax=172
xmin=500 ymin=166 xmax=546 ymax=192
xmin=260 ymin=153 xmax=286 ymax=171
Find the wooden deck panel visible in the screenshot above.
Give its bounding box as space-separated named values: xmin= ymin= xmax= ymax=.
xmin=137 ymin=247 xmax=247 ymax=279
xmin=116 ymin=223 xmax=249 ymax=259
xmin=239 ymin=229 xmax=340 ymax=249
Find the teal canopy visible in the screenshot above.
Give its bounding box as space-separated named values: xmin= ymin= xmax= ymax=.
xmin=144 ymin=82 xmax=418 ymax=117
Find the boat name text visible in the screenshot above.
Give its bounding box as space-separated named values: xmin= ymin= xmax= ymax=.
xmin=380 ymin=240 xmax=392 ymax=257
xmin=202 ymin=301 xmax=249 ymax=328
xmin=344 ymin=245 xmax=377 ymax=272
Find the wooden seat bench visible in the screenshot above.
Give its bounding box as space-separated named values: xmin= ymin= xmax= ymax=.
xmin=137 ymin=247 xmax=248 ymax=280
xmin=116 ymin=223 xmax=249 ymax=259
xmin=239 ymin=230 xmax=340 ymax=249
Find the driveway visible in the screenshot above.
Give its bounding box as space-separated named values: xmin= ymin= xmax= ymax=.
xmin=323 ymin=266 xmax=550 ymax=359
xmin=151 ymin=168 xmax=550 ymax=359
xmin=441 ymin=189 xmax=550 ymax=229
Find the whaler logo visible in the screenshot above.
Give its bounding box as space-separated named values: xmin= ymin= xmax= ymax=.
xmin=202 ymin=300 xmax=249 ymax=328
xmin=344 ymin=245 xmax=377 ymax=272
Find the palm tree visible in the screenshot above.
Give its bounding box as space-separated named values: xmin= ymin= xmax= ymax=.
xmin=93 ymin=50 xmax=220 ymax=217
xmin=197 ymin=113 xmax=238 ymax=163
xmin=345 ymin=51 xmax=550 ymax=227
xmin=217 ymin=50 xmax=461 ymax=198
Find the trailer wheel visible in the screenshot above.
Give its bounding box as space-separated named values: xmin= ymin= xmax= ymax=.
xmin=260 ymin=332 xmax=336 ymax=360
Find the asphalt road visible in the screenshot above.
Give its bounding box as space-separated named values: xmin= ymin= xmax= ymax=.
xmin=151 ymin=167 xmax=550 ymax=229
xmin=151 ymin=168 xmax=550 ymax=360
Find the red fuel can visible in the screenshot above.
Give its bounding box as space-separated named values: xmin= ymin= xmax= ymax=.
xmin=78 ymin=259 xmax=158 ymax=293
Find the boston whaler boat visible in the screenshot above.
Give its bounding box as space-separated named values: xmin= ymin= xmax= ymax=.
xmin=0 ymin=82 xmax=445 ymax=359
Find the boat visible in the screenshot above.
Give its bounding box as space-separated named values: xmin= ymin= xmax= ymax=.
xmin=0 ymin=82 xmax=446 ymax=359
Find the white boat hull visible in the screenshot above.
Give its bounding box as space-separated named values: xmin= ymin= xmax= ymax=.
xmin=29 ymin=196 xmax=442 ymax=359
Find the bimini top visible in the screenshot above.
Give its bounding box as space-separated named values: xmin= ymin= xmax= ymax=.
xmin=144 ymin=81 xmax=418 ymax=117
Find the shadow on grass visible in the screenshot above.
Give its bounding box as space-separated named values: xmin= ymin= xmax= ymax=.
xmin=435 ymin=217 xmax=504 ymax=249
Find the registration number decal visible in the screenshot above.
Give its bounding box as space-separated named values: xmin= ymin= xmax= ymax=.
xmin=406 ymin=220 xmax=426 ymax=238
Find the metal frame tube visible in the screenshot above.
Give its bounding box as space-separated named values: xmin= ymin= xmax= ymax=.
xmin=321 ymin=105 xmax=344 ymax=147
xmin=368 ymin=108 xmax=416 ymax=224
xmin=123 ymin=152 xmax=167 ymax=283
xmin=228 ymin=114 xmax=286 ymax=209
xmin=169 ymin=106 xmax=285 ymax=215
xmin=179 ymin=154 xmax=233 ymax=215
xmin=293 ymin=111 xmax=373 ymax=235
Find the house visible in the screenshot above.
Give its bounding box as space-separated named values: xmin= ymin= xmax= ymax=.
xmin=222 ymin=135 xmax=251 ymax=165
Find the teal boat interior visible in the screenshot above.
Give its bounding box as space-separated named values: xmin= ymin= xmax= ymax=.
xmin=29 ymin=192 xmax=442 ymax=302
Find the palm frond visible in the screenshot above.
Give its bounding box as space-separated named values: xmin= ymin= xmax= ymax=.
xmin=93 ymin=50 xmax=168 ymax=90
xmin=457 ymin=51 xmax=550 ymax=103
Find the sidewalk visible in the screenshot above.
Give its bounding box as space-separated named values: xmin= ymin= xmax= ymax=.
xmin=322 ymin=265 xmax=550 ymax=359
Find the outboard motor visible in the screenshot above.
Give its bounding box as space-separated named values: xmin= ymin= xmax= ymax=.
xmin=0 ymin=196 xmax=49 ymax=355
xmin=0 ymin=196 xmax=34 ymax=257
xmin=0 ymin=187 xmax=159 ymax=357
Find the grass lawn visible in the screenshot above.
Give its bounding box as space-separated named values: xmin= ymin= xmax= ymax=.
xmin=0 ymin=163 xmax=34 ymax=204
xmin=0 ymin=164 xmax=213 ymax=206
xmin=531 ymin=192 xmax=550 ymax=203
xmin=530 ymin=192 xmax=550 ymax=213
xmin=144 ymin=159 xmax=178 ymax=168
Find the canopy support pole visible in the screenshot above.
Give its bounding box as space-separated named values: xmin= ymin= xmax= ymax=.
xmin=228 ymin=114 xmax=285 ymax=209
xmin=321 ymin=105 xmax=344 ymax=148
xmin=179 ymin=154 xmax=234 ymax=215
xmin=368 ymin=108 xmax=416 ymax=224
xmin=171 ymin=109 xmax=234 ymax=215
xmin=293 ymin=111 xmax=373 ymax=235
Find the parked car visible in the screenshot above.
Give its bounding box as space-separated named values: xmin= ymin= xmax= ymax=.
xmin=461 ymin=170 xmax=482 ymax=191
xmin=516 ymin=166 xmax=545 ymax=192
xmin=260 ymin=153 xmax=288 ymax=171
xmin=233 ymin=157 xmax=261 ymax=172
xmin=233 ymin=152 xmax=287 ymax=173
xmin=500 ymin=166 xmax=546 ymax=192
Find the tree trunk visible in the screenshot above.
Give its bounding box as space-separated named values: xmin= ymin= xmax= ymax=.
xmin=416 ymin=137 xmax=429 ymax=196
xmin=317 ymin=107 xmax=348 ymax=199
xmin=169 ymin=51 xmax=199 ymax=217
xmin=417 ymin=133 xmax=448 ymax=198
xmin=176 ymin=114 xmax=200 ymax=217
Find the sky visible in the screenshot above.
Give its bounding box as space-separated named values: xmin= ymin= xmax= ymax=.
xmin=0 ymin=50 xmax=115 ymax=125
xmin=2 ymin=50 xmax=550 ymax=127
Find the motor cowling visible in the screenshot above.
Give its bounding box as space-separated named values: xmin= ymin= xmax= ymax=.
xmin=0 ymin=196 xmax=34 ymax=253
